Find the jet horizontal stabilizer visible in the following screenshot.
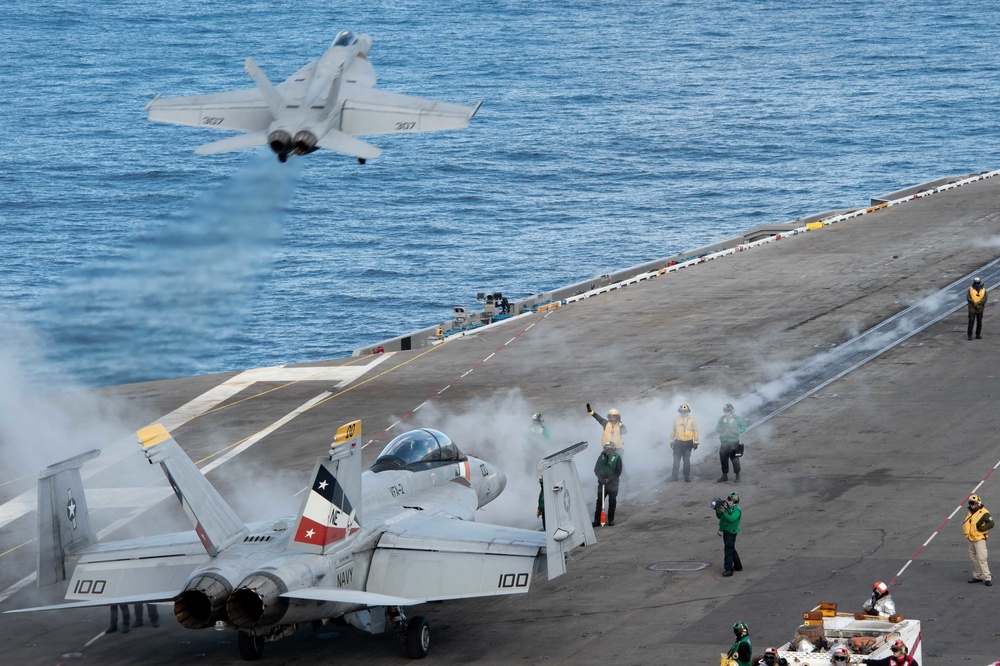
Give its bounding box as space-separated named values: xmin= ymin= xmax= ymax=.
xmin=281 ymin=588 xmax=424 ymax=606
xmin=195 ymin=131 xmax=269 ymax=155
xmin=4 ymin=591 xmax=175 ymax=614
xmin=316 ymin=129 xmax=382 ymax=160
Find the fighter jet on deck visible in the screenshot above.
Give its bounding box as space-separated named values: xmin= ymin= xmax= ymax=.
xmin=8 ymin=421 xmax=594 ymax=661
xmin=143 ymin=31 xmax=482 ymax=163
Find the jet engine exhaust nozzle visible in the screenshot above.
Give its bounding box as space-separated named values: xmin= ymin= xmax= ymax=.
xmin=293 ymin=130 xmax=318 ymax=155
xmin=268 ymin=130 xmax=292 ymax=156
xmin=226 ymin=572 xmax=289 ymax=629
xmin=174 ymin=573 xmax=233 ymax=629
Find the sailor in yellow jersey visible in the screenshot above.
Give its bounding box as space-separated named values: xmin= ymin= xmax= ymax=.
xmin=967 ymin=276 xmax=988 ymax=340
xmin=964 ymin=494 xmax=994 ymax=585
xmin=669 ymin=403 xmax=699 ymax=482
xmin=586 ymin=403 xmax=627 ymax=453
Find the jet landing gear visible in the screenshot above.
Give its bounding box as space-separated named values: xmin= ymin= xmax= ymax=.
xmin=277 ymin=152 xmax=289 ymax=163
xmin=237 ymin=631 xmax=264 ymax=661
xmin=358 ymin=158 xmax=366 ymax=164
xmin=388 ymin=606 xmax=430 ymax=659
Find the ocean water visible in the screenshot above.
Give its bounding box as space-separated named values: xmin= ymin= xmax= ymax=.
xmin=2 ymin=0 xmax=999 ymax=388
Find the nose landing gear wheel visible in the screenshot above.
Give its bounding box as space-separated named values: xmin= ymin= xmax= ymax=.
xmin=405 ymin=616 xmax=430 ymax=659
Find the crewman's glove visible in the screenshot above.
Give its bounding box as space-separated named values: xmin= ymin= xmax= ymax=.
xmin=693 ymin=443 xmax=699 ymax=450
xmin=586 ymin=402 xmax=592 ymax=414
xmin=670 ymin=441 xmax=676 ymax=450
xmin=536 ymin=508 xmax=542 ymax=518
xmin=600 ymin=477 xmax=609 ymax=486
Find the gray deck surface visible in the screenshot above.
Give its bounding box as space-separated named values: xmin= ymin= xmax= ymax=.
xmin=2 ymin=175 xmax=1000 ymax=664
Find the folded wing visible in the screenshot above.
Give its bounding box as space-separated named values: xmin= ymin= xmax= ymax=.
xmin=366 ymin=513 xmax=545 ymax=602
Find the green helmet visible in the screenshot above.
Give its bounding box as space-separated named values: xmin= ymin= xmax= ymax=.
xmin=733 ymin=621 xmax=749 ymax=637
xmin=728 ymin=492 xmax=740 ymax=504
xmin=724 ymin=403 xmax=734 ymax=413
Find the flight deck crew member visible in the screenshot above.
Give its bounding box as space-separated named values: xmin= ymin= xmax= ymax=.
xmin=751 ymin=646 xmax=779 ymax=666
xmin=726 ymin=621 xmax=752 ymax=666
xmin=537 ymin=476 xmax=545 ymax=530
xmin=669 ymin=403 xmax=699 ymax=482
xmin=107 ymin=604 xmax=130 ymax=633
xmin=592 ymin=442 xmax=623 ymax=527
xmin=716 ymin=403 xmax=747 ymax=483
xmin=862 ymin=580 xmax=896 ymax=616
xmin=717 ymin=492 xmax=742 ymax=576
xmin=861 ymin=638 xmax=919 ymax=666
xmin=967 ymin=276 xmax=988 ymax=339
xmin=964 ymin=494 xmax=994 ymax=585
xmin=586 ymin=403 xmax=626 ymax=452
xmin=133 ymin=602 xmax=159 ymax=628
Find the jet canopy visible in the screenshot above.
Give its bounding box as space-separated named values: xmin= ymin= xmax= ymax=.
xmin=371 ymin=429 xmax=466 ymax=472
xmin=333 ymin=31 xmax=357 ymax=47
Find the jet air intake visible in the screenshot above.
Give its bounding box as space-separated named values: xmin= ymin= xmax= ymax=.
xmin=268 ymin=130 xmax=292 ymax=156
xmin=227 ymin=572 xmax=289 ymax=629
xmin=293 ymin=130 xmax=318 ymax=155
xmin=174 ymin=573 xmax=233 ymax=629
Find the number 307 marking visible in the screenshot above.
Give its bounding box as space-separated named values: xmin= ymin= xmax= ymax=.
xmin=202 ymin=117 xmax=225 ymax=126
xmin=395 ymin=121 xmax=416 ymax=131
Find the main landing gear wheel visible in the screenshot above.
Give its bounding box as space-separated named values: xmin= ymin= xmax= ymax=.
xmin=405 ymin=616 xmax=430 ymax=659
xmin=237 ymin=631 xmax=264 ymax=661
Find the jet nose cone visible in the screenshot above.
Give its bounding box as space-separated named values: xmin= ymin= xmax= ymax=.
xmin=495 ymin=467 xmax=507 ymax=495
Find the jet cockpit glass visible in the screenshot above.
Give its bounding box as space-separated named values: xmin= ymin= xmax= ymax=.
xmin=333 ymin=31 xmax=356 ymax=47
xmin=371 ymin=429 xmax=465 ymax=472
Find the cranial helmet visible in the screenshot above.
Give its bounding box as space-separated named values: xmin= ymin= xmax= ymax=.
xmin=603 ymin=441 xmax=615 ymax=450
xmin=678 ymin=403 xmax=690 ymax=413
xmin=764 ymin=647 xmax=778 ymax=656
xmin=890 ymin=639 xmax=907 ymax=652
xmin=733 ymin=621 xmax=748 ymax=638
xmin=532 ymin=413 xmax=543 ymax=422
xmin=831 ymin=645 xmax=850 ymax=660
xmin=873 ymin=580 xmax=888 ymax=596
xmin=724 ymin=403 xmax=734 ymax=413
xmin=763 ymin=647 xmax=778 ymax=664
xmin=973 ymin=277 xmax=983 ymax=285
xmin=728 ymin=492 xmax=740 ymax=504
xmin=607 ymin=408 xmax=620 ymax=418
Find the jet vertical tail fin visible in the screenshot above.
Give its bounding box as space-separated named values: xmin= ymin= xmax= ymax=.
xmin=540 ymin=442 xmax=596 ymax=579
xmin=138 ymin=424 xmax=247 ymax=556
xmin=244 ymin=57 xmax=284 ymax=117
xmin=37 ymin=449 xmax=101 ymax=587
xmin=289 ymin=420 xmax=363 ymax=554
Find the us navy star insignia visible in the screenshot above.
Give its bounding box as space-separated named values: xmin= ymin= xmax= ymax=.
xmin=305 ymin=529 xmax=315 ymax=539
xmin=318 ymin=480 xmax=329 ymax=490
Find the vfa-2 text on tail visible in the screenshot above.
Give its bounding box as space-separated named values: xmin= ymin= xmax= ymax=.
xmin=8 ymin=421 xmax=595 ymax=660
xmin=144 ymin=31 xmax=482 ymax=164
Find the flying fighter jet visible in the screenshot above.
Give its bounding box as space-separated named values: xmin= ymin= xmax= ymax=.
xmin=9 ymin=420 xmax=595 ymax=660
xmin=143 ymin=31 xmax=482 ymax=163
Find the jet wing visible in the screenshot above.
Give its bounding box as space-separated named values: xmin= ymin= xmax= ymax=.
xmin=366 ymin=513 xmax=545 ymax=601
xmin=144 ymin=88 xmax=272 ymax=132
xmin=339 ymin=83 xmax=482 ymax=136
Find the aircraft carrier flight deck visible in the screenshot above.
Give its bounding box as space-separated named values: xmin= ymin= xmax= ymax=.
xmin=2 ymin=173 xmax=1000 ymax=664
